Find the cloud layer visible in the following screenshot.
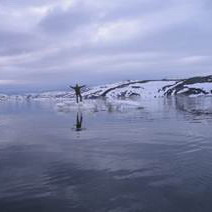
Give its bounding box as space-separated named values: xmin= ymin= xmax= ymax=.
xmin=0 ymin=0 xmax=212 ymax=92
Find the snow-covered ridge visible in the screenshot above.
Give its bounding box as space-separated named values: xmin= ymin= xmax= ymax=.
xmin=82 ymin=76 xmax=212 ymax=98
xmin=0 ymin=76 xmax=212 ymax=101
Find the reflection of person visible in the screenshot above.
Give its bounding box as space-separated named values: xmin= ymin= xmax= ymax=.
xmin=69 ymin=84 xmax=85 ymax=103
xmin=75 ymin=112 xmax=83 ymax=131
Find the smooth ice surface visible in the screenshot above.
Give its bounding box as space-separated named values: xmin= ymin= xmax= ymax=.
xmin=0 ymin=97 xmax=212 ymax=212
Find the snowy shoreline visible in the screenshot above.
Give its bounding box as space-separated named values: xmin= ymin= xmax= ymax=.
xmin=1 ymin=76 xmax=212 ymax=103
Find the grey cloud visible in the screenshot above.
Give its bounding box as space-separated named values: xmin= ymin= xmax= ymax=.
xmin=0 ymin=30 xmax=47 ymax=56
xmin=0 ymin=0 xmax=58 ymax=8
xmin=100 ymin=0 xmax=177 ymax=21
xmin=39 ymin=5 xmax=94 ymax=35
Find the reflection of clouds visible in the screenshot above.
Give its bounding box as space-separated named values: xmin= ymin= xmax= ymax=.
xmin=43 ymin=159 xmax=172 ymax=211
xmin=0 ymin=142 xmax=173 ymax=211
xmin=0 ymin=115 xmax=22 ymax=147
xmin=0 ymin=116 xmax=14 ymax=126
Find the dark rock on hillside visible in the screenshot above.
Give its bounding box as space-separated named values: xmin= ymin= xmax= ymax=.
xmin=163 ymin=75 xmax=212 ymax=96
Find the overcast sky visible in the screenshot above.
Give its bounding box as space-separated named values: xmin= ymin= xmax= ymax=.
xmin=0 ymin=0 xmax=212 ymax=93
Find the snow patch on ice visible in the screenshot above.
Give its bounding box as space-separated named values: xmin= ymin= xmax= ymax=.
xmin=55 ymin=99 xmax=144 ymax=113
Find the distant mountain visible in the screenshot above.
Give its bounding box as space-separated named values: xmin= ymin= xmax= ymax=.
xmin=0 ymin=75 xmax=212 ymax=101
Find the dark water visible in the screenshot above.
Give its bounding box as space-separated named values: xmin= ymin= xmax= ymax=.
xmin=0 ymin=97 xmax=212 ymax=212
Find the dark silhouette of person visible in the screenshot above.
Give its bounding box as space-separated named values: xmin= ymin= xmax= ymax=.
xmin=69 ymin=84 xmax=85 ymax=103
xmin=75 ymin=112 xmax=83 ymax=131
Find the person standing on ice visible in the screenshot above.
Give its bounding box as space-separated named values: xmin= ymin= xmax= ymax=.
xmin=69 ymin=84 xmax=85 ymax=103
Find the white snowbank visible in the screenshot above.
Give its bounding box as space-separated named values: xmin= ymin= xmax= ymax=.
xmin=55 ymin=99 xmax=144 ymax=113
xmin=0 ymin=94 xmax=9 ymax=101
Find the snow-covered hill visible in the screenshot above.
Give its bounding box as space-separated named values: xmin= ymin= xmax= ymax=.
xmin=83 ymin=76 xmax=212 ymax=99
xmin=1 ymin=76 xmax=212 ymax=101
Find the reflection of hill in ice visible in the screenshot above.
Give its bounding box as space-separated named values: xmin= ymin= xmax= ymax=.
xmin=55 ymin=96 xmax=212 ymax=116
xmin=173 ymin=96 xmax=212 ymax=115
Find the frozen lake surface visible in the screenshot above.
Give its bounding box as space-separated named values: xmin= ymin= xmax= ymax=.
xmin=0 ymin=97 xmax=212 ymax=212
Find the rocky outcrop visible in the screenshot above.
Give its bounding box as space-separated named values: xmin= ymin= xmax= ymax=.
xmin=163 ymin=75 xmax=212 ymax=96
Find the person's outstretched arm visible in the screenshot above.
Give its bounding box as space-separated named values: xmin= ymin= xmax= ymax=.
xmin=79 ymin=85 xmax=86 ymax=89
xmin=69 ymin=85 xmax=75 ymax=89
